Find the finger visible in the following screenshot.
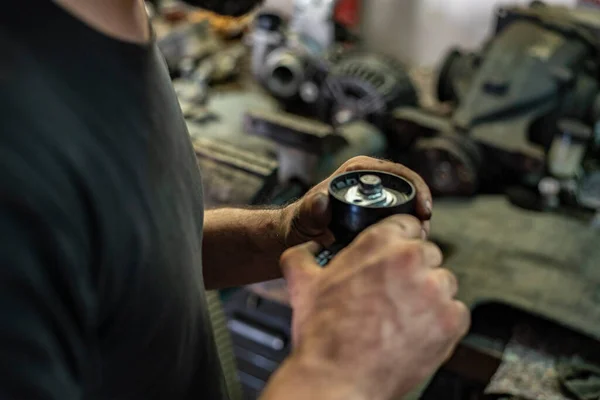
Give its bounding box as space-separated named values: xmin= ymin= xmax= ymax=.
xmin=280 ymin=241 xmax=323 ymax=287
xmin=421 ymin=220 xmax=431 ymax=240
xmin=388 ymin=167 xmax=432 ymax=221
xmin=346 ymin=216 xmax=423 ymax=265
xmin=376 ymin=214 xmax=423 ymax=240
xmin=433 ymin=301 xmax=470 ymax=362
xmin=430 ymin=268 xmax=457 ymax=297
xmin=452 ymin=300 xmax=471 ymax=339
xmin=440 ymin=301 xmax=471 ymax=361
xmin=343 ymin=157 xmax=433 ymax=220
xmin=296 ymin=192 xmax=331 ymax=237
xmin=422 ymin=241 xmax=444 ymax=269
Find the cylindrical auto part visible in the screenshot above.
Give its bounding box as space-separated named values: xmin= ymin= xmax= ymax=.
xmin=548 ymin=119 xmax=592 ymax=179
xmin=436 ymin=48 xmax=463 ymax=103
xmin=411 ymin=135 xmax=481 ymax=196
xmin=316 ymin=170 xmax=417 ymax=267
xmin=262 ymin=48 xmax=306 ymax=99
xmin=251 ymin=12 xmax=284 ymax=78
xmin=327 ymin=170 xmax=417 ymax=243
xmin=538 ymin=176 xmax=561 ymax=210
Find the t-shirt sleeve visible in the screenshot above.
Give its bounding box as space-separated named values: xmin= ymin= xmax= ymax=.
xmin=0 ymin=198 xmax=92 ymax=399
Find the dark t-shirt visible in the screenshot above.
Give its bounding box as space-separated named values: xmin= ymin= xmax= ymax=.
xmin=0 ymin=2 xmax=225 ymax=399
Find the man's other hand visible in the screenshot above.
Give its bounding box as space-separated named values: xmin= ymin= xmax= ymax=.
xmin=274 ymin=215 xmax=469 ymax=400
xmin=281 ymin=156 xmax=433 ymax=249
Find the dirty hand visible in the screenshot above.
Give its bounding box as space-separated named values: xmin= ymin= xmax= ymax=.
xmin=281 ymin=156 xmax=433 ymax=248
xmin=277 ymin=215 xmax=469 ymax=400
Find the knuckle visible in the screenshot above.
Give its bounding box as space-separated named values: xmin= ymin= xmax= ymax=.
xmin=444 ymin=270 xmax=458 ymax=294
xmin=439 ymin=311 xmax=460 ymax=337
xmin=425 ymin=243 xmax=444 ymax=267
xmin=421 ymin=272 xmax=444 ymax=300
xmin=409 ymin=170 xmax=426 ymax=184
xmin=395 ymin=241 xmax=424 ymax=267
xmin=389 ymin=214 xmax=422 ymax=233
xmin=375 ymin=223 xmax=400 ymax=239
xmin=279 ymin=248 xmax=298 ymax=268
xmin=454 ymin=301 xmax=471 ymax=336
xmin=359 ymin=225 xmax=389 ymax=244
xmin=438 ymin=302 xmax=470 ymax=338
xmin=402 ymin=214 xmax=422 ymax=227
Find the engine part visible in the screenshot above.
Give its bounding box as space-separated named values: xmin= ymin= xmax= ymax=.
xmin=223 ymin=288 xmax=292 ymax=399
xmin=250 ymin=7 xmax=331 ymax=100
xmin=256 ymin=46 xmax=418 ymax=129
xmin=157 ymin=19 xmax=221 ymax=75
xmin=324 ymin=50 xmax=418 ymax=127
xmin=557 ymin=358 xmax=600 ymax=400
xmin=244 ymin=108 xmax=342 ymax=185
xmin=251 ymin=13 xmax=285 ymax=79
xmin=412 ymin=135 xmax=482 ymax=197
xmin=177 ymin=43 xmax=247 ymax=101
xmin=289 ymin=0 xmax=338 ymax=54
xmin=207 ymin=43 xmax=247 ymax=83
xmin=174 ymin=78 xmax=210 ymax=109
xmin=421 ymin=300 xmax=600 ymax=400
xmin=436 ymin=48 xmax=479 ymax=104
xmin=192 ymin=137 xmax=279 ymax=207
xmin=578 ymin=171 xmax=600 ymax=210
xmin=548 ymin=119 xmax=593 ymax=180
xmin=250 ymin=6 xmax=413 ymax=115
xmin=244 ymin=108 xmax=386 ymax=186
xmin=244 ymin=108 xmax=345 ymax=154
xmin=262 ymin=47 xmax=309 ymax=100
xmin=484 ymin=326 xmax=571 ymax=399
xmin=250 ymin=7 xmax=417 ymax=130
xmin=315 ymin=170 xmax=417 ymax=267
xmin=298 ymin=81 xmax=320 ymax=104
xmin=538 ymin=176 xmax=561 ymax=210
xmin=178 ymin=0 xmax=263 ymax=18
xmin=393 ymin=2 xmax=600 ymax=208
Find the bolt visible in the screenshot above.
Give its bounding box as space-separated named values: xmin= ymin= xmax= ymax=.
xmin=538 ymin=176 xmax=561 ymax=210
xmin=538 ymin=177 xmax=560 ymax=196
xmin=335 ymin=109 xmax=354 ymax=125
xmin=359 ymin=175 xmax=383 ymax=196
xmin=300 ymin=82 xmax=319 ymax=103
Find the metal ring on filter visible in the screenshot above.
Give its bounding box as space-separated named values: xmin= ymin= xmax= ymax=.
xmin=328 ymin=170 xmax=417 ymax=241
xmin=344 ymin=174 xmax=397 ymax=207
xmin=316 ymin=170 xmax=418 ymax=267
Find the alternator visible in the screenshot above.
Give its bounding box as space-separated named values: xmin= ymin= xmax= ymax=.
xmin=325 ymin=51 xmax=418 ymax=126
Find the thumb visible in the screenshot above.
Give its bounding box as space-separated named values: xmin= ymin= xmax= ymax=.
xmin=280 ymin=241 xmax=322 ymax=304
xmin=296 ymin=192 xmax=331 ymax=236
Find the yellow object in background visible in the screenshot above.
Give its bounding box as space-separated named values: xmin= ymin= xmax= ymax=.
xmin=188 ymin=9 xmax=257 ymax=38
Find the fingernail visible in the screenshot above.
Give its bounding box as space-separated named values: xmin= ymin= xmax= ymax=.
xmin=425 ymin=200 xmax=432 ymax=215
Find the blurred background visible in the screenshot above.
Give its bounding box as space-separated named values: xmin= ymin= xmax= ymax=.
xmin=266 ymin=0 xmax=577 ymax=65
xmin=148 ymin=1 xmax=600 ymax=399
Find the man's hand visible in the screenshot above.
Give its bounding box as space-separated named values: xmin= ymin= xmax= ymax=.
xmin=202 ymin=156 xmax=432 ymax=289
xmin=281 ymin=156 xmax=433 ymax=249
xmin=261 ymin=215 xmax=469 ymax=400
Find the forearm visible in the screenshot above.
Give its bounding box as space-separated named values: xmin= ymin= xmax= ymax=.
xmin=261 ymin=353 xmax=367 ymax=400
xmin=202 ymin=207 xmax=292 ymax=290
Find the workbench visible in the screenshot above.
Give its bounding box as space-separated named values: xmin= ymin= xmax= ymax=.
xmin=158 ymin=18 xmax=600 ymax=394
xmin=249 ymin=196 xmax=600 ymax=399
